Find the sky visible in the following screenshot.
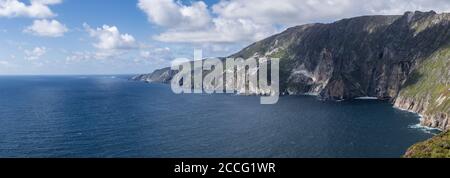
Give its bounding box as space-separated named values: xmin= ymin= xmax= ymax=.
xmin=1 ymin=0 xmax=450 ymax=75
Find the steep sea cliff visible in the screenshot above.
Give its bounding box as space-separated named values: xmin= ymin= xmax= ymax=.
xmin=134 ymin=11 xmax=450 ymax=157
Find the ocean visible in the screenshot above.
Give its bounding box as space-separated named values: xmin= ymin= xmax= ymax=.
xmin=0 ymin=76 xmax=437 ymax=158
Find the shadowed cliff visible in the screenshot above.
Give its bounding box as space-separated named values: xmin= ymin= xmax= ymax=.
xmin=134 ymin=11 xmax=450 ymax=131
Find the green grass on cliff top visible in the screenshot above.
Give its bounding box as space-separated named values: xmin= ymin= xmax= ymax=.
xmin=400 ymin=47 xmax=450 ymax=115
xmin=404 ymin=131 xmax=450 ymax=158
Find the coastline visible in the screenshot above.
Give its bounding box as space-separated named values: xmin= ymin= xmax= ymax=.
xmin=394 ymin=105 xmax=442 ymax=134
xmin=132 ymin=77 xmax=445 ymax=157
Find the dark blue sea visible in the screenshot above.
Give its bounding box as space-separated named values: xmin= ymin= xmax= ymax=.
xmin=0 ymin=76 xmax=437 ymax=158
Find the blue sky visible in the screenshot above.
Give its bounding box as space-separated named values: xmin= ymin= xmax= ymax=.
xmin=1 ymin=0 xmax=449 ymax=75
xmin=0 ymin=0 xmax=228 ymax=75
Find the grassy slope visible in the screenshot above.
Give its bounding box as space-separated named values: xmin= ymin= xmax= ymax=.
xmin=405 ymin=131 xmax=450 ymax=158
xmin=401 ymin=47 xmax=450 ymax=157
xmin=399 ymin=47 xmax=450 ymax=116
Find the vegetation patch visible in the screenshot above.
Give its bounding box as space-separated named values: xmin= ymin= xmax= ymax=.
xmin=404 ymin=131 xmax=450 ymax=158
xmin=399 ymin=47 xmax=450 ymax=115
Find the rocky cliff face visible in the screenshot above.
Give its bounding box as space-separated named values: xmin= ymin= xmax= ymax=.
xmin=393 ymin=47 xmax=450 ymax=131
xmin=132 ymin=67 xmax=175 ymax=83
xmin=134 ymin=11 xmax=450 ymax=130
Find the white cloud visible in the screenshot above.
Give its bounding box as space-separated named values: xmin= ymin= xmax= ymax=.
xmin=212 ymin=0 xmax=450 ymax=25
xmin=25 ymin=46 xmax=47 ymax=60
xmin=84 ymin=23 xmax=137 ymax=50
xmin=138 ymin=0 xmax=273 ymax=43
xmin=83 ymin=23 xmax=138 ymax=59
xmin=65 ymin=51 xmax=91 ymax=62
xmin=154 ymin=47 xmax=170 ymax=53
xmin=139 ymin=51 xmax=150 ymax=58
xmin=134 ymin=47 xmax=172 ymax=67
xmin=0 ymin=60 xmax=19 ymax=72
xmin=139 ymin=0 xmax=450 ymax=44
xmin=24 ymin=19 xmax=68 ymax=37
xmin=139 ymin=47 xmax=170 ymax=59
xmin=138 ymin=0 xmax=211 ymax=30
xmin=0 ymin=0 xmax=62 ymax=18
xmin=0 ymin=60 xmax=10 ymax=66
xmin=154 ymin=18 xmax=276 ymax=43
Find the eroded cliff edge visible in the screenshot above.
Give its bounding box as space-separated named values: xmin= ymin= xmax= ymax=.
xmin=394 ymin=47 xmax=450 ymax=131
xmin=134 ymin=11 xmax=450 ymax=131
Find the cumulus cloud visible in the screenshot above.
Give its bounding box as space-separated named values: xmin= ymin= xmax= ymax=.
xmin=73 ymin=23 xmax=173 ymax=61
xmin=24 ymin=19 xmax=68 ymax=37
xmin=83 ymin=23 xmax=138 ymax=59
xmin=25 ymin=46 xmax=47 ymax=60
xmin=138 ymin=0 xmax=211 ymax=30
xmin=0 ymin=0 xmax=62 ymax=18
xmin=213 ymin=0 xmax=450 ymax=25
xmin=138 ymin=0 xmax=270 ymax=43
xmin=139 ymin=0 xmax=450 ymax=44
xmin=154 ymin=18 xmax=276 ymax=43
xmin=84 ymin=23 xmax=137 ymax=50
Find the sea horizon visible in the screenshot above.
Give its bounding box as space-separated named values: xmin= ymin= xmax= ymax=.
xmin=1 ymin=1 xmax=449 ymax=175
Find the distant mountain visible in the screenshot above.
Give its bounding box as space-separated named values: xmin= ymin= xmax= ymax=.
xmin=134 ymin=11 xmax=450 ymax=132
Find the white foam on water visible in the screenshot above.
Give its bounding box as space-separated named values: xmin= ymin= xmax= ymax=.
xmin=393 ymin=105 xmax=418 ymax=114
xmin=393 ymin=106 xmax=443 ymax=135
xmin=303 ymin=92 xmax=319 ymax=96
xmin=409 ymin=124 xmax=442 ymax=135
xmin=355 ymin=96 xmax=378 ymax=100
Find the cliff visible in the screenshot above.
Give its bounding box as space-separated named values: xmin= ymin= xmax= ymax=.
xmin=131 ymin=67 xmax=175 ymax=83
xmin=394 ymin=47 xmax=450 ymax=131
xmin=134 ymin=11 xmax=450 ymax=131
xmin=234 ymin=11 xmax=450 ymax=102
